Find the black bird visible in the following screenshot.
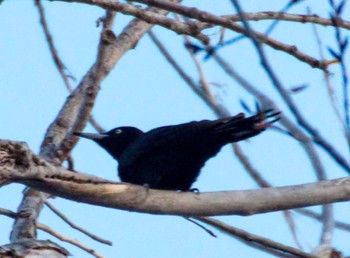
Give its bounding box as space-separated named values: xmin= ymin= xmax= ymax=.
xmin=74 ymin=110 xmax=279 ymax=191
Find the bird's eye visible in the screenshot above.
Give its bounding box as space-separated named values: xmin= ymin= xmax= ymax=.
xmin=114 ymin=129 xmax=122 ymax=134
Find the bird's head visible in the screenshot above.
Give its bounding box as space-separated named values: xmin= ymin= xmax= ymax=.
xmin=73 ymin=126 xmax=143 ymax=160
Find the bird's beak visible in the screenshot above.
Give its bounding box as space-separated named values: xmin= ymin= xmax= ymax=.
xmin=73 ymin=132 xmax=107 ymax=141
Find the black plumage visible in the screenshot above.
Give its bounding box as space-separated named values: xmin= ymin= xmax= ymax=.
xmin=74 ymin=110 xmax=279 ymax=191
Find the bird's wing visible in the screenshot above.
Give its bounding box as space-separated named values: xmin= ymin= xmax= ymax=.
xmin=119 ymin=110 xmax=277 ymax=167
xmin=118 ymin=119 xmax=219 ymax=167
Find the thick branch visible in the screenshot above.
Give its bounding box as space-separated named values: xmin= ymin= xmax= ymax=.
xmin=1 ymin=140 xmax=350 ymax=217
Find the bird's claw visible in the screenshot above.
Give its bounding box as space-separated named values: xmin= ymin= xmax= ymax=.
xmin=143 ymin=183 xmax=150 ymax=192
xmin=189 ymin=188 xmax=200 ymax=194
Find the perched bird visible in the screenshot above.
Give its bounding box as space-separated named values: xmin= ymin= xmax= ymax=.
xmin=74 ymin=110 xmax=279 ymax=191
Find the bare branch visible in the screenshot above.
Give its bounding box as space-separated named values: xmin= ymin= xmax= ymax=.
xmin=283 ymin=210 xmax=303 ymax=250
xmin=1 ymin=140 xmax=350 ymax=217
xmin=45 ymin=201 xmax=112 ymax=246
xmin=221 ymin=12 xmax=350 ymax=31
xmin=132 ymin=0 xmax=328 ymax=70
xmin=232 ymin=143 xmax=271 ymax=188
xmin=181 ymin=34 xmax=217 ymax=104
xmin=54 ymin=0 xmax=209 ymax=44
xmin=0 ymin=208 xmax=16 ymax=219
xmin=196 ymin=217 xmax=316 ymax=258
xmin=183 ymin=217 xmax=217 ymax=237
xmin=1 ymin=207 xmax=103 ymax=257
xmin=296 ymin=208 xmax=350 ymax=233
xmin=37 ymin=223 xmax=104 ymax=258
xmin=35 ymin=0 xmax=74 ymax=91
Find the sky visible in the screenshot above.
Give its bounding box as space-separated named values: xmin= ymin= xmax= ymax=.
xmin=0 ymin=0 xmax=350 ymax=257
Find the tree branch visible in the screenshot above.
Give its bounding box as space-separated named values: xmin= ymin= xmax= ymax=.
xmin=1 ymin=140 xmax=350 ymax=217
xmin=197 ymin=217 xmax=316 ymax=258
xmin=132 ymin=0 xmax=328 ymax=70
xmin=38 ymin=223 xmax=104 ymax=258
xmin=45 ymin=201 xmax=112 ymax=246
xmin=0 ymin=207 xmax=107 ymax=257
xmin=54 ymin=0 xmax=209 ymax=44
xmin=35 ymin=0 xmax=74 ymax=91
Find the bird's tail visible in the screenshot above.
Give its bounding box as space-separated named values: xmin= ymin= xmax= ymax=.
xmin=214 ymin=110 xmax=280 ymax=143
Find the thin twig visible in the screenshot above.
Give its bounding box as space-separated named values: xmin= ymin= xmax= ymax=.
xmin=264 ymin=1 xmax=306 ymax=35
xmin=45 ymin=201 xmax=112 ymax=246
xmin=211 ymin=12 xmax=350 ymax=31
xmin=37 ymin=223 xmax=104 ymax=258
xmin=319 ymin=205 xmax=334 ymax=247
xmin=132 ymin=0 xmax=350 ymax=31
xmin=182 ymin=36 xmax=217 ymax=104
xmin=0 ymin=207 xmax=103 ymax=257
xmin=35 ymin=0 xmax=74 ymax=91
xmin=89 ymin=116 xmax=105 ymax=133
xmin=196 ymin=217 xmax=317 ymax=258
xmin=183 ymin=217 xmax=217 ymax=237
xmin=216 ymin=2 xmax=307 ymax=52
xmin=0 ymin=208 xmax=16 ymax=218
xmin=232 ymin=143 xmax=271 ymax=188
xmin=296 ymin=208 xmax=350 ymax=232
xmin=283 ymin=210 xmax=304 ymax=250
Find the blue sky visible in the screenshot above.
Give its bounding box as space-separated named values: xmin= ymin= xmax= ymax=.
xmin=0 ymin=0 xmax=350 ymax=257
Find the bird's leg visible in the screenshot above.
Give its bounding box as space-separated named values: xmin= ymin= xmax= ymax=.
xmin=143 ymin=183 xmax=150 ymax=192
